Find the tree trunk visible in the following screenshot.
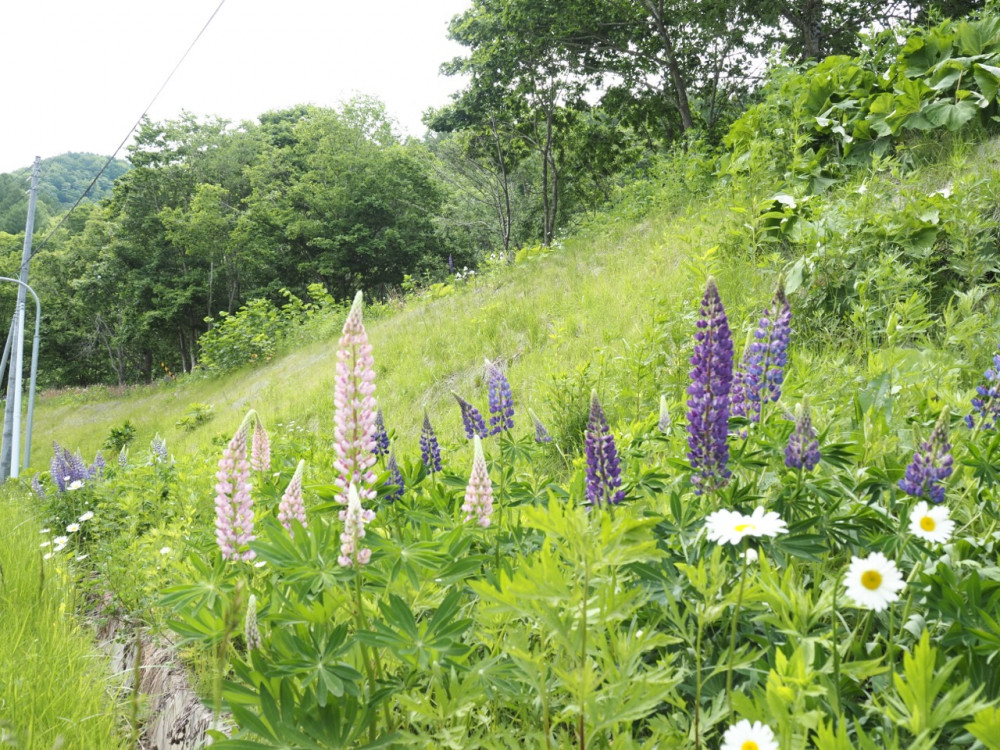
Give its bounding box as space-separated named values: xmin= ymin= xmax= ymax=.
xmin=644 ymin=0 xmax=695 ymax=131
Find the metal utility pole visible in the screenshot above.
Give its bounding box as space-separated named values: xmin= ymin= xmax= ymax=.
xmin=1 ymin=156 xmax=40 ymax=480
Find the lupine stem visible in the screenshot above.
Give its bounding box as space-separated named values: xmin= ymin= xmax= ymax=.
xmin=353 ymin=570 xmax=391 ymax=737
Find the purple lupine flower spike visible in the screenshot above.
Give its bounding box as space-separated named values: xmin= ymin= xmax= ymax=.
xmin=31 ymin=473 xmax=46 ymax=499
xmin=215 ymin=421 xmax=255 ymax=561
xmin=386 ymin=451 xmax=405 ymax=501
xmin=333 ymin=291 xmax=378 ymax=505
xmin=585 ymin=391 xmax=625 ymax=507
xmin=462 ymin=435 xmax=494 ymax=527
xmin=687 ymin=277 xmax=734 ymax=494
xmin=50 ymin=442 xmax=70 ymax=493
xmin=89 ymin=452 xmax=105 ymax=479
xmin=530 ymin=409 xmax=553 ymax=444
xmin=486 ymin=359 xmax=515 ymax=435
xmin=967 ymin=343 xmax=1000 ymax=429
xmin=453 ymin=392 xmax=488 ymax=439
xmin=731 ymin=285 xmax=791 ymax=423
xmin=420 ymin=413 xmax=442 ymax=473
xmin=899 ymin=410 xmax=953 ymax=504
xmin=373 ymin=409 xmax=390 ymax=457
xmin=278 ymin=459 xmax=308 ymax=534
xmin=251 ymin=419 xmax=271 ymax=472
xmin=785 ymin=401 xmax=821 ymax=471
xmin=338 ymin=484 xmax=375 ymax=567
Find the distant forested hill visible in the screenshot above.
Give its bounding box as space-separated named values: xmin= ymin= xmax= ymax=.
xmin=0 ymin=153 xmax=130 ymax=233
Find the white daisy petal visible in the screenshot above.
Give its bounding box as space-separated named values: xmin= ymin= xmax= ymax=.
xmin=720 ymin=719 xmax=779 ymax=750
xmin=844 ymin=552 xmax=905 ymax=611
xmin=705 ymin=508 xmax=787 ymax=546
xmin=909 ymin=501 xmax=954 ymax=545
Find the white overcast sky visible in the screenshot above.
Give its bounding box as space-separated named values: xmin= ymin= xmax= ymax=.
xmin=0 ymin=0 xmax=471 ymax=174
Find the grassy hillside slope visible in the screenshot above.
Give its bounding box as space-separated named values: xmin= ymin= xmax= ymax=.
xmin=30 ymin=179 xmax=776 ymax=469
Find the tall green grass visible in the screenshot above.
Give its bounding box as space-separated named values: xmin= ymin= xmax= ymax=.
xmin=28 ymin=187 xmax=778 ymax=472
xmin=0 ymin=489 xmax=126 ymax=749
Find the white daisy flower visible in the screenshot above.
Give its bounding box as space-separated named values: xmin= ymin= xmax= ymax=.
xmin=78 ymin=511 xmax=94 ymax=522
xmin=909 ymin=501 xmax=954 ymax=545
xmin=705 ymin=507 xmax=787 ymax=545
xmin=66 ymin=523 xmax=80 ymax=533
xmin=67 ymin=480 xmax=84 ymax=491
xmin=844 ymin=552 xmax=905 ymax=611
xmin=720 ymin=719 xmax=778 ymax=750
xmin=39 ymin=541 xmax=51 ymax=548
xmin=53 ymin=535 xmax=69 ymax=547
xmin=43 ymin=552 xmax=54 ymax=560
xmin=159 ymin=547 xmax=172 ymax=555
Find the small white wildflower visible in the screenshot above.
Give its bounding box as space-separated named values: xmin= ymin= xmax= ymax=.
xmin=909 ymin=501 xmax=954 ymax=545
xmin=159 ymin=546 xmax=172 ymax=555
xmin=53 ymin=535 xmax=69 ymax=547
xmin=78 ymin=511 xmax=94 ymax=522
xmin=843 ymin=552 xmax=905 ymax=611
xmin=66 ymin=523 xmax=80 ymax=533
xmin=43 ymin=552 xmax=54 ymax=560
xmin=40 ymin=528 xmax=50 ymax=534
xmin=67 ymin=480 xmax=84 ymax=491
xmin=39 ymin=541 xmax=51 ymax=548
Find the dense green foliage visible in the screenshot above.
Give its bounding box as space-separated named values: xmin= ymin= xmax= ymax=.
xmin=16 ymin=6 xmax=1000 ymax=745
xmin=0 ymin=152 xmax=129 ymax=233
xmin=0 ymin=4 xmax=993 ymax=390
xmin=0 ymin=489 xmax=126 ymax=749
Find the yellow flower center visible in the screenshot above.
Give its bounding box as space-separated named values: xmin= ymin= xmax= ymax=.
xmin=734 ymin=524 xmax=753 ymax=532
xmin=861 ymin=570 xmax=882 ymax=590
xmin=920 ymin=516 xmax=936 ymax=532
xmin=741 ymin=742 xmax=759 ymax=750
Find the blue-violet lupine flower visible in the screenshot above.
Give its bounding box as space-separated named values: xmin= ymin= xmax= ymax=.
xmin=531 ymin=410 xmax=553 ymax=444
xmin=453 ymin=392 xmax=488 ymax=439
xmin=420 ymin=413 xmax=442 ymax=473
xmin=486 ymin=359 xmax=515 ymax=435
xmin=687 ymin=277 xmax=734 ymax=494
xmin=118 ymin=446 xmax=128 ymax=468
xmin=373 ymin=408 xmax=390 ymax=457
xmin=731 ymin=286 xmax=791 ymax=423
xmin=50 ymin=442 xmax=91 ymax=493
xmin=967 ymin=343 xmax=1000 ymax=429
xmin=899 ymin=410 xmax=953 ymax=504
xmin=31 ymin=473 xmax=45 ymax=499
xmin=386 ymin=451 xmax=405 ymax=501
xmin=89 ymin=452 xmax=105 ymax=479
xmin=462 ymin=435 xmax=494 ymax=527
xmin=785 ymin=401 xmax=821 ymax=471
xmin=585 ymin=390 xmax=625 ymax=507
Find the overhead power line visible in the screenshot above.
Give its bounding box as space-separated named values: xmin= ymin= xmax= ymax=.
xmin=27 ymin=0 xmax=228 ymax=263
